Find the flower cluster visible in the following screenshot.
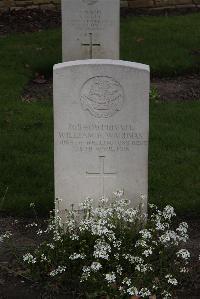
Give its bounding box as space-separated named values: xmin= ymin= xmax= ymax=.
xmin=0 ymin=231 xmax=12 ymax=242
xmin=23 ymin=192 xmax=190 ymax=298
xmin=23 ymin=253 xmax=36 ymax=264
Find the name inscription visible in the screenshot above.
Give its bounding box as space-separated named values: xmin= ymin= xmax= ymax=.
xmin=58 ymin=123 xmax=148 ymax=153
xmin=67 ymin=9 xmax=112 ymax=31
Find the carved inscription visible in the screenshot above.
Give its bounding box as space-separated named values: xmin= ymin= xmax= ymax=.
xmin=80 ymin=77 xmax=124 ymax=118
xmin=82 ymin=0 xmax=98 ymax=5
xmin=58 ymin=123 xmax=148 ymax=153
xmin=67 ymin=9 xmax=111 ymax=31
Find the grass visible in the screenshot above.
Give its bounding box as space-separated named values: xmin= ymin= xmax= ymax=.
xmin=149 ymin=101 xmax=200 ymax=217
xmin=121 ymin=13 xmax=200 ymax=76
xmin=0 ymin=13 xmax=200 ymax=216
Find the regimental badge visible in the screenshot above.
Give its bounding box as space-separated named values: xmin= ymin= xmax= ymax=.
xmin=80 ymin=76 xmax=124 ymax=118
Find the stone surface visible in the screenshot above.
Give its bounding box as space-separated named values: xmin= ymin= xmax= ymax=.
xmin=61 ymin=0 xmax=120 ymax=61
xmin=53 ymin=59 xmax=150 ymax=212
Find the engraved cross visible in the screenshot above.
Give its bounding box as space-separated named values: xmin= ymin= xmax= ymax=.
xmin=81 ymin=33 xmax=101 ymax=59
xmin=86 ymin=156 xmax=116 ymax=196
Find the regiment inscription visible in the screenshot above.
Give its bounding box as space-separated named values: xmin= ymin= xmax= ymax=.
xmin=59 ymin=123 xmax=147 ymax=153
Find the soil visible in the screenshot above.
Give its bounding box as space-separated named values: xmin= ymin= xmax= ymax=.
xmin=0 ymin=215 xmax=80 ymax=299
xmin=1 ymin=8 xmax=200 ymax=36
xmin=21 ymin=73 xmax=200 ymax=103
xmin=1 ymin=9 xmax=199 ymax=102
xmin=151 ymin=74 xmax=200 ymax=102
xmin=0 ymin=9 xmax=61 ymax=36
xmin=0 ymin=215 xmax=199 ymax=299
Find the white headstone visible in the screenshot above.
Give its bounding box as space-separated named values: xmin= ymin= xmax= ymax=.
xmin=61 ymin=0 xmax=120 ymax=61
xmin=53 ymin=60 xmax=150 ymax=212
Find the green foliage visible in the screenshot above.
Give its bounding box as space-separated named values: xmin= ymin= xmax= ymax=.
xmin=0 ymin=14 xmax=200 ymax=215
xmin=22 ymin=195 xmax=190 ymax=298
xmin=149 ymin=101 xmax=200 ymax=216
xmin=121 ymin=13 xmax=200 ymax=76
xmin=150 ymin=87 xmax=160 ymax=102
xmin=0 ymin=30 xmax=61 ymax=215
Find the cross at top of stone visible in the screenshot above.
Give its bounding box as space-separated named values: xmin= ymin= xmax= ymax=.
xmin=86 ymin=155 xmax=117 ymax=196
xmin=81 ymin=33 xmax=101 ymax=59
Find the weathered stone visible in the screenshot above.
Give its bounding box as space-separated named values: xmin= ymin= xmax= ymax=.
xmin=53 ymin=59 xmax=150 ymax=213
xmin=62 ymin=0 xmax=120 ymax=61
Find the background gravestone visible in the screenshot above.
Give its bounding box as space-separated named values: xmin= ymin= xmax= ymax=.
xmin=61 ymin=0 xmax=120 ymax=61
xmin=53 ymin=59 xmax=150 ymax=213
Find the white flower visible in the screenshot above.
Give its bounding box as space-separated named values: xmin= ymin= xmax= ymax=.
xmin=116 ymin=265 xmax=123 ymax=275
xmin=90 ymin=262 xmax=102 ymax=271
xmin=99 ymin=196 xmax=109 ymax=204
xmin=46 ymin=243 xmax=55 ymax=249
xmin=127 ymin=286 xmax=139 ymax=296
xmin=135 ymin=263 xmax=152 ymax=273
xmin=180 ymin=267 xmax=189 ymax=273
xmin=162 ymin=290 xmax=172 ymax=298
xmin=124 ymin=208 xmax=138 ymax=222
xmin=155 ymin=219 xmax=167 ymax=231
xmin=40 ymin=254 xmax=47 ymax=262
xmin=142 ymin=247 xmax=153 ymax=257
xmin=93 ymin=239 xmax=111 ymax=260
xmin=80 ymin=197 xmax=93 ymax=209
xmin=176 ymin=222 xmax=188 ymax=234
xmin=135 ymin=239 xmax=148 ymax=248
xmin=49 ymin=265 xmax=66 ymax=277
xmin=176 ymin=249 xmax=190 ymax=260
xmin=139 ymin=229 xmax=152 ymax=239
xmin=81 ymin=266 xmax=91 ymax=281
xmin=36 ymin=229 xmax=43 ymax=235
xmin=69 ymin=253 xmax=86 ymax=260
xmin=0 ymin=231 xmax=12 ymax=242
xmin=23 ymin=253 xmax=36 ymax=264
xmin=70 ymin=233 xmax=79 ymax=240
xmin=29 ymin=202 xmax=35 ymax=208
xmin=90 ymin=219 xmax=115 ymax=238
xmin=149 ymin=203 xmax=156 ymax=209
xmin=123 ymin=254 xmax=143 ymax=264
xmin=122 ymin=277 xmax=131 ymax=286
xmin=119 ymin=285 xmax=126 ymax=294
xmin=176 ymin=222 xmax=189 ymax=242
xmin=159 ymin=230 xmax=179 ymax=245
xmin=163 ymin=205 xmax=176 ymax=220
xmin=139 ymin=288 xmax=151 ymax=297
xmin=165 ymin=274 xmax=178 ymax=285
xmin=105 ymin=272 xmax=116 ymax=284
xmin=53 ymin=231 xmax=62 ymax=241
xmin=25 ymin=222 xmax=38 ymax=228
xmin=113 ymin=240 xmax=121 ymax=249
xmin=114 ymin=253 xmax=120 ymax=260
xmin=113 ymin=190 xmax=124 ymax=198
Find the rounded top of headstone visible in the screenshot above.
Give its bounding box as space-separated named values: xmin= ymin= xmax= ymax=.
xmin=54 ymin=60 xmax=150 ymax=73
xmin=82 ymin=0 xmax=98 ymax=5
